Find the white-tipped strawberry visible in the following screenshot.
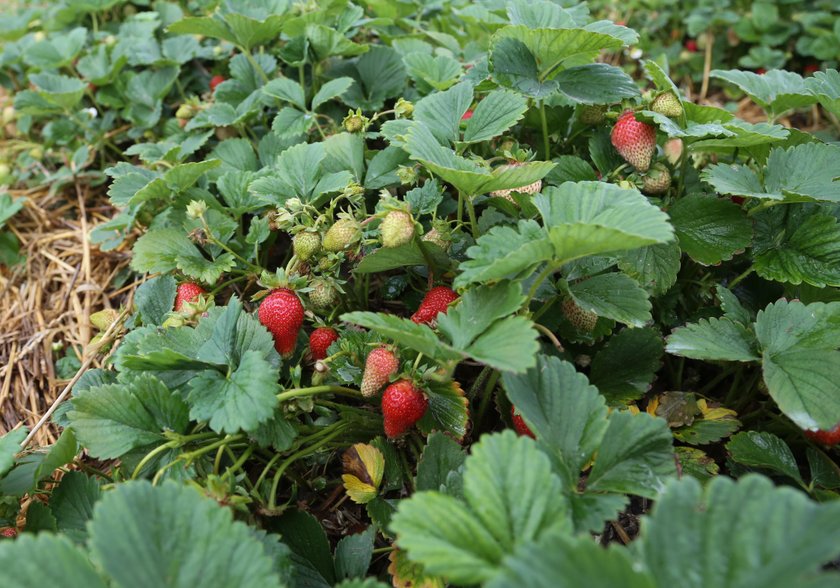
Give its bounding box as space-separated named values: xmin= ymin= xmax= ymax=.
xmin=361 ymin=347 xmax=399 ymax=397
xmin=611 ymin=110 xmax=656 ymax=172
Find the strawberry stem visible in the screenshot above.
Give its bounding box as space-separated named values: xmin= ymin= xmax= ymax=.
xmin=277 ymin=385 xmax=361 ymax=403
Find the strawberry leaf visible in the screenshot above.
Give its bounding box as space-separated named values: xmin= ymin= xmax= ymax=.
xmin=0 ymin=534 xmax=107 ymax=588
xmin=711 ymin=69 xmax=818 ymax=118
xmin=666 ymin=317 xmax=761 ymax=362
xmin=669 ymin=194 xmax=752 ymax=266
xmin=568 ymin=272 xmax=652 ymax=327
xmin=462 ymin=89 xmax=528 ymax=143
xmin=187 ymin=350 xmax=280 ymax=434
xmin=390 ymin=431 xmax=570 ymax=585
xmin=88 ymin=481 xmax=286 ymax=587
xmin=68 ymin=374 xmax=190 ymax=460
xmin=616 ymin=242 xmax=681 ymax=296
xmin=0 ymin=427 xmax=26 ymax=478
xmin=726 ymin=431 xmax=803 ymax=484
xmin=590 ymin=327 xmax=664 ymax=404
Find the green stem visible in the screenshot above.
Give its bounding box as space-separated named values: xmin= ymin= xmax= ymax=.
xmin=474 ymin=370 xmax=501 ymax=434
xmin=728 ymin=266 xmax=754 ymax=289
xmin=525 ymin=263 xmax=559 ymax=306
xmin=222 ymin=446 xmax=254 ymax=482
xmin=243 ymin=49 xmax=269 ymax=84
xmin=277 ymin=385 xmax=361 ymax=403
xmin=465 ymin=195 xmax=479 ymax=239
xmin=181 ymin=434 xmax=245 ymax=463
xmin=132 ymin=441 xmax=177 ymax=479
xmin=268 ymin=425 xmax=348 ymax=510
xmin=539 ymin=100 xmax=551 ymax=159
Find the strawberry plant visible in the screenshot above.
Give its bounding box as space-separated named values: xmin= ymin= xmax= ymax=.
xmin=1 ymin=1 xmax=840 ymax=586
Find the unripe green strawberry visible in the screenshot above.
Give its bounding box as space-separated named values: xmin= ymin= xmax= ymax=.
xmin=642 ymin=163 xmax=672 ymax=195
xmin=421 ymin=226 xmax=451 ymax=251
xmin=611 ymin=110 xmax=656 ymax=172
xmin=382 ymin=379 xmax=428 ymax=438
xmin=309 ymin=278 xmax=339 ymax=310
xmin=361 ymin=347 xmax=399 ymax=397
xmin=579 ymin=104 xmax=606 ymax=125
xmin=293 ymin=231 xmax=321 ymax=261
xmin=380 ymin=210 xmax=415 ymax=248
xmin=651 ymin=93 xmax=683 ymax=118
xmin=323 ymin=218 xmax=361 ymax=252
xmin=90 ymin=308 xmax=119 ymax=331
xmin=561 ymin=297 xmax=598 ymax=332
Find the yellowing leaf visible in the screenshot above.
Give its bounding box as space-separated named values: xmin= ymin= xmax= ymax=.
xmin=388 ymin=549 xmax=445 ymax=588
xmin=341 ymin=443 xmax=384 ymax=504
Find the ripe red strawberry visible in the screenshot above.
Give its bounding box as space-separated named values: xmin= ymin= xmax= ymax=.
xmin=382 ymin=379 xmax=428 ymax=438
xmin=309 ymin=327 xmax=339 ymax=360
xmin=411 ymin=286 xmax=458 ymax=325
xmin=685 ymin=39 xmax=698 ymax=53
xmin=361 ymin=347 xmax=399 ymax=397
xmin=804 ymin=64 xmax=820 ymax=75
xmin=611 ymin=110 xmax=656 ymax=172
xmin=650 ymin=93 xmax=683 ymax=118
xmin=511 ymin=406 xmax=535 ymax=439
xmin=461 ymin=109 xmax=473 ymax=121
xmin=561 ymin=297 xmax=598 ymax=332
xmin=0 ymin=528 xmax=16 ymax=538
xmin=209 ymin=75 xmax=225 ymax=91
xmin=642 ymin=163 xmax=672 ymax=195
xmin=258 ymin=288 xmax=305 ymax=357
xmin=380 ymin=210 xmax=415 ymax=248
xmin=730 ymin=196 xmax=746 ymax=205
xmin=755 ymin=68 xmax=766 ymax=75
xmin=804 ymin=423 xmax=840 ymax=446
xmin=175 ymin=282 xmax=206 ymax=311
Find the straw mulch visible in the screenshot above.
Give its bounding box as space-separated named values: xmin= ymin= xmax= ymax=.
xmin=0 ymin=182 xmax=134 ymax=446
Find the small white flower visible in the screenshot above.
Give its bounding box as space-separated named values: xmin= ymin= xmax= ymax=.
xmin=84 ymin=107 xmax=98 ymax=119
xmin=630 ymin=48 xmax=643 ymax=60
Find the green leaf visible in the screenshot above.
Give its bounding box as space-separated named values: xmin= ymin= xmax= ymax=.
xmin=666 ymin=318 xmax=760 ymax=362
xmin=89 ymin=480 xmax=284 ymax=587
xmin=616 ymin=242 xmax=681 ymax=296
xmin=807 ymin=69 xmax=840 ymax=117
xmin=275 ymin=509 xmax=335 ymax=584
xmin=536 ymin=182 xmax=675 ymax=264
xmin=341 ymin=312 xmax=459 ymax=363
xmin=311 ymin=76 xmax=354 ymax=110
xmin=489 ymin=26 xmax=624 ymax=97
xmin=752 ymin=205 xmax=840 ymax=287
xmin=503 ymin=355 xmax=608 ymax=488
xmin=437 ymin=283 xmax=525 ymax=350
xmin=727 ymin=431 xmax=803 ymax=484
xmin=263 ymin=77 xmax=306 ymax=110
xmin=340 ymin=46 xmax=406 ymax=110
xmin=131 ymin=228 xmax=236 ymax=285
xmin=420 ymin=380 xmax=470 ymax=440
xmin=49 ymin=471 xmax=102 ymax=544
xmin=68 ymin=375 xmax=190 ymax=459
xmin=490 ymin=534 xmax=655 ymax=588
xmin=334 ymin=526 xmax=375 ymax=580
xmin=134 ymin=275 xmax=177 ymax=326
xmin=187 ymin=351 xmax=279 ymax=434
xmin=590 ymin=328 xmax=664 ymax=404
xmin=416 ymin=432 xmax=466 ymax=495
xmin=0 ymin=427 xmax=26 ymax=477
xmin=404 ymin=53 xmax=462 ymax=91
xmin=586 ymin=410 xmax=676 ymax=498
xmin=463 ymin=90 xmax=528 ymax=143
xmin=554 ymin=63 xmax=640 ymax=104
xmin=28 ymin=73 xmax=86 ymax=110
xmin=354 ymin=241 xmax=449 ymax=273
xmin=669 ymin=195 xmax=752 ymax=265
xmin=455 ymin=220 xmax=554 ymax=287
xmin=0 ymin=534 xmax=107 ymax=588
xmin=463 ymin=315 xmax=540 ymax=373
xmin=390 ymin=431 xmax=569 ymax=585
xmin=569 ymin=272 xmax=651 ymax=327
xmin=641 ymin=475 xmax=840 ymax=588
xmin=711 ymin=69 xmax=818 ymax=117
